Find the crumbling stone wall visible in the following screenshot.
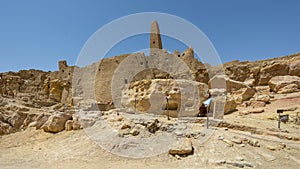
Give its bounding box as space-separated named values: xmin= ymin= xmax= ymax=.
xmin=0 ymin=60 xmax=75 ymax=107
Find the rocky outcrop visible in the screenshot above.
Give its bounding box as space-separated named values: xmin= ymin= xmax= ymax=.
xmin=224 ymin=64 xmax=251 ymax=82
xmin=35 ymin=113 xmax=51 ymax=129
xmin=258 ymin=63 xmax=289 ymax=85
xmin=0 ymin=70 xmax=48 ymax=100
xmin=7 ymin=111 xmax=27 ymax=129
xmin=269 ymin=76 xmax=300 ymax=94
xmin=23 ymin=113 xmax=39 ymax=128
xmin=224 ymin=97 xmax=237 ymax=114
xmin=254 ymin=94 xmax=270 ymax=103
xmin=48 ymin=79 xmax=64 ymax=102
xmin=122 ymin=79 xmax=209 ymax=117
xmin=289 ymin=59 xmax=300 ymax=76
xmin=208 ymin=52 xmax=300 ymax=87
xmin=48 ymin=79 xmax=72 ymax=103
xmin=231 ymin=87 xmax=256 ymax=102
xmin=0 ymin=60 xmax=75 ymax=107
xmin=0 ymin=102 xmax=49 ymax=135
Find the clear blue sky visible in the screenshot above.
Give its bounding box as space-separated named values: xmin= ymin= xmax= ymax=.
xmin=0 ymin=0 xmax=299 ymax=72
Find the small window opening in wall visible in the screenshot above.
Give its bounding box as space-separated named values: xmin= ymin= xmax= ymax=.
xmin=153 ymin=41 xmax=155 ymax=44
xmin=140 ymin=62 xmax=143 ymax=65
xmin=182 ymin=53 xmax=185 ymax=56
xmin=124 ymin=79 xmax=128 ymax=84
xmin=178 ymin=55 xmax=180 ymax=57
xmin=68 ymin=73 xmax=71 ymax=76
xmin=145 ymin=60 xmax=148 ymax=68
xmin=62 ymin=69 xmax=64 ymax=73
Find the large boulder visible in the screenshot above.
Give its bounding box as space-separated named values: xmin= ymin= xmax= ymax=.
xmin=258 ymin=63 xmax=289 ymax=85
xmin=122 ymin=79 xmax=209 ymax=117
xmin=289 ymin=59 xmax=300 ymax=76
xmin=268 ymin=76 xmax=300 ymax=94
xmin=42 ymin=112 xmax=71 ymax=133
xmin=231 ymin=87 xmax=256 ymax=102
xmin=224 ymin=97 xmax=237 ymax=114
xmin=224 ymin=64 xmax=251 ymax=82
xmin=255 ymin=86 xmax=270 ymax=95
xmin=254 ymin=94 xmax=270 ymax=103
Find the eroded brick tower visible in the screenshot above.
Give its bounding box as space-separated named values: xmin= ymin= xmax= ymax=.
xmin=150 ymin=20 xmax=162 ymax=56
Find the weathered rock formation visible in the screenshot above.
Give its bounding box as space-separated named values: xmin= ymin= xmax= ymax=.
xmin=269 ymin=76 xmax=300 ymax=94
xmin=0 ymin=60 xmax=75 ymax=108
xmin=169 ymin=138 xmax=193 ymax=155
xmin=1 ymin=20 xmax=300 ymax=136
xmin=209 ymin=52 xmax=300 ymax=86
xmin=121 ymin=79 xmax=209 ymax=117
xmin=42 ymin=112 xmax=72 ymax=133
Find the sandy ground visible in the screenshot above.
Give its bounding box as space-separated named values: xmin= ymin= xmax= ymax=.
xmin=1 ymin=93 xmax=300 ymax=169
xmin=1 ymin=127 xmax=300 ymax=168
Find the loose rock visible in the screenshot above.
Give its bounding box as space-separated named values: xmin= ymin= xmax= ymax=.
xmin=169 ymin=138 xmax=193 ymax=155
xmin=248 ymin=139 xmax=260 ymax=147
xmin=42 ymin=112 xmax=71 ymax=133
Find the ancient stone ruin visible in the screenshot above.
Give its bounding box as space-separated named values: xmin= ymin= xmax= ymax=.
xmin=0 ymin=20 xmax=300 ymax=138
xmin=2 ymin=18 xmax=300 ymax=169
